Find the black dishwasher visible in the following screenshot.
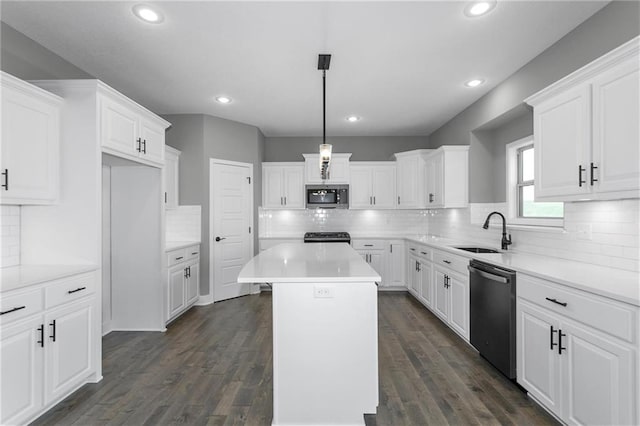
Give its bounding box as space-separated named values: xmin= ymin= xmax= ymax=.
xmin=468 ymin=259 xmax=517 ymax=379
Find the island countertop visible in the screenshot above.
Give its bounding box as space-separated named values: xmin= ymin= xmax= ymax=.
xmin=238 ymin=242 xmax=381 ymax=283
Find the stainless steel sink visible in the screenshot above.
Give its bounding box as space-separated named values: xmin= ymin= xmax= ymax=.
xmin=454 ymin=247 xmax=500 ymax=254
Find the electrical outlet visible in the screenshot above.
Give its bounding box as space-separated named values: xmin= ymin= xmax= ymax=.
xmin=314 ymin=286 xmax=334 ymax=298
xmin=576 ymin=223 xmax=593 ymax=241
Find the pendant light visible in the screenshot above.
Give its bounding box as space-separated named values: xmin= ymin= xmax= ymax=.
xmin=318 ymin=54 xmax=332 ymax=180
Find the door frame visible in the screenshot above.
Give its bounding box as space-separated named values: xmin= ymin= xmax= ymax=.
xmin=207 ymin=158 xmax=254 ymax=303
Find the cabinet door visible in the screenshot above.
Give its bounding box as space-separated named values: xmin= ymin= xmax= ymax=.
xmin=387 ymin=242 xmax=405 ymax=287
xmin=283 ymin=166 xmax=305 ymax=209
xmin=396 ymin=156 xmax=423 ymax=208
xmin=517 ymin=300 xmax=562 ymax=415
xmin=304 ymin=155 xmax=349 ymax=184
xmin=163 ymin=150 xmax=179 ymax=208
xmin=371 ymin=166 xmax=396 ymax=209
xmin=592 ymin=56 xmax=640 ymax=194
xmin=534 ymin=85 xmax=591 ymax=200
xmin=101 ymin=98 xmax=138 ymax=157
xmin=562 ymin=321 xmax=635 ymax=426
xmin=368 ymin=252 xmax=385 ymax=284
xmin=1 ymin=84 xmax=59 ymax=204
xmin=447 ymin=271 xmax=469 ymax=340
xmin=44 ymin=300 xmax=93 ymax=404
xmin=139 ymin=119 xmax=165 ymax=166
xmin=186 ymin=261 xmax=200 ymax=306
xmin=263 ymin=166 xmax=284 ymax=208
xmin=0 ymin=317 xmax=44 ymax=425
xmin=407 ymin=256 xmax=420 ymax=296
xmin=426 ymin=154 xmax=444 ymax=208
xmin=168 ymin=266 xmax=186 ymax=319
xmin=433 ymin=268 xmax=449 ymax=321
xmin=419 ymin=261 xmax=432 ymax=307
xmin=350 ymin=167 xmax=372 ymax=209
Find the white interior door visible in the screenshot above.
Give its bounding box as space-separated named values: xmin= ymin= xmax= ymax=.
xmin=210 ymin=159 xmax=254 ymax=302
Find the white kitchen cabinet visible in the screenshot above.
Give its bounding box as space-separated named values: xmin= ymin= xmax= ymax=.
xmin=0 ymin=270 xmax=100 ymax=426
xmin=100 ymin=89 xmax=168 ymax=168
xmin=386 ymin=240 xmax=405 ymax=288
xmin=166 ymin=245 xmax=200 ymax=323
xmin=0 ymin=316 xmax=44 ymax=425
xmin=262 ymin=163 xmax=305 ymax=209
xmin=394 ymin=149 xmax=432 ymax=209
xmin=353 ymin=240 xmax=385 ymax=284
xmin=349 ymin=162 xmax=396 ymax=209
xmin=163 ymin=145 xmax=181 ymax=209
xmin=407 ymin=253 xmax=421 ymax=297
xmin=303 ymin=153 xmax=351 ymax=184
xmin=526 ymin=37 xmax=639 ymax=201
xmin=517 ymin=273 xmax=638 ymax=425
xmin=44 ymin=299 xmax=94 ymax=404
xmin=1 ymin=72 xmax=62 ymax=205
xmin=424 ymin=146 xmax=469 ymax=208
xmin=419 ymin=260 xmax=433 ymax=307
xmin=432 ymin=249 xmax=470 ymax=340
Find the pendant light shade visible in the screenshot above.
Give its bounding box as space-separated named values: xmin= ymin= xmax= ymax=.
xmin=318 ymin=54 xmax=332 ymax=180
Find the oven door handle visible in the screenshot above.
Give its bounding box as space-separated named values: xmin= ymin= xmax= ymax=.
xmin=467 ymin=265 xmax=509 ymax=284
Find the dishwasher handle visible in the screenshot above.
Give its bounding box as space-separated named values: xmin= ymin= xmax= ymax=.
xmin=468 ymin=265 xmax=509 ymax=284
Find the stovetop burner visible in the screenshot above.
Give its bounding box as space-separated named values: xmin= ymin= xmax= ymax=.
xmin=304 ymin=232 xmax=351 ymax=243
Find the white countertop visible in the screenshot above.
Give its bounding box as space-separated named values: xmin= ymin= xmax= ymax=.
xmin=238 ymin=243 xmax=381 ymax=283
xmin=403 ymin=235 xmax=640 ymax=307
xmin=1 ymin=264 xmax=99 ymax=293
xmin=258 ymin=234 xmax=639 ymax=306
xmin=166 ymin=241 xmax=201 ymax=252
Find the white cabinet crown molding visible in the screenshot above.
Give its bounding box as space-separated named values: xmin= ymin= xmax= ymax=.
xmin=526 ymin=36 xmax=639 ymax=106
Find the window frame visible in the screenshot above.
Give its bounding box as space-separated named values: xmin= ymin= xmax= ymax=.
xmin=506 ymin=136 xmax=564 ymax=227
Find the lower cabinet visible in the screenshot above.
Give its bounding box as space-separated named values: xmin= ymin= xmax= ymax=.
xmin=0 ymin=271 xmax=99 ymax=426
xmin=166 ymin=244 xmax=200 ymax=324
xmin=517 ymin=274 xmax=638 ymax=425
xmin=386 ymin=240 xmax=406 ymax=288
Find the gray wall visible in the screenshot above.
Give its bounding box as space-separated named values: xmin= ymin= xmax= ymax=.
xmin=429 ymin=1 xmax=640 ymax=149
xmin=470 ymin=111 xmax=533 ymax=202
xmin=164 ymin=114 xmax=265 ymax=297
xmin=264 ymin=136 xmax=429 ymax=161
xmin=1 ymin=22 xmax=93 ymax=79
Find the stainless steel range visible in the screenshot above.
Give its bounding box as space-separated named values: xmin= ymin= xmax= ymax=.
xmin=303 ymin=232 xmax=351 ymax=244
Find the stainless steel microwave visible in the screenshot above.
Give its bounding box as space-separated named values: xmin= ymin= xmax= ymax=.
xmin=306 ymin=185 xmax=349 ymax=209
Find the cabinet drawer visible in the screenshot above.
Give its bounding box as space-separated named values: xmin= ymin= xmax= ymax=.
xmin=0 ymin=288 xmax=43 ymax=324
xmin=518 ymin=274 xmax=637 ymax=343
xmin=408 ymin=244 xmax=432 ymax=260
xmin=45 ymin=273 xmax=95 ymax=309
xmin=167 ymin=249 xmax=186 ymax=267
xmin=433 ymin=250 xmax=468 ymax=275
xmin=186 ymin=245 xmax=200 ymax=260
xmin=352 ymin=240 xmax=385 ymax=250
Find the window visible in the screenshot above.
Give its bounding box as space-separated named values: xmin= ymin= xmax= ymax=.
xmin=506 ymin=137 xmax=563 ymax=227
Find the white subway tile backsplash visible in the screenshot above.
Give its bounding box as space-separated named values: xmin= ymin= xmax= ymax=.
xmin=166 ymin=205 xmax=202 ymax=242
xmin=0 ymin=206 xmax=20 ymax=267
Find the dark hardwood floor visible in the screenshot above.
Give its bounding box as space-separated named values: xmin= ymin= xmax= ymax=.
xmin=33 ymin=292 xmax=557 ymax=425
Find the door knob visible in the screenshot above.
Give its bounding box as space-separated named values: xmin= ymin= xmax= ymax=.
xmin=215 ymin=236 xmax=226 ymax=242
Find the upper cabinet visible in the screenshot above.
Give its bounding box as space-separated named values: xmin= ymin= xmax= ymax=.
xmin=163 ymin=146 xmax=181 ymax=209
xmin=424 ymin=146 xmax=469 ymax=209
xmin=262 ymin=163 xmax=305 ymax=209
xmin=394 ymin=149 xmax=432 ymax=209
xmin=526 ymin=37 xmax=639 ymax=201
xmin=1 ymin=72 xmax=62 ymax=205
xmin=350 ymin=162 xmax=396 ymax=209
xmin=303 ymin=153 xmax=351 ymax=184
xmin=100 ymin=92 xmax=168 ymax=168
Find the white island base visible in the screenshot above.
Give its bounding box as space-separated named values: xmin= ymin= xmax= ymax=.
xmin=238 ymin=243 xmax=380 ymax=425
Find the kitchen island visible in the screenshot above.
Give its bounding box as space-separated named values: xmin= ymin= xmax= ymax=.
xmin=238 ymin=242 xmax=381 ymax=425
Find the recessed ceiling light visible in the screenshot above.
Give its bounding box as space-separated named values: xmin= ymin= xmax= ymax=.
xmin=346 ymin=115 xmax=360 ymax=123
xmin=464 ymin=1 xmax=497 ymax=17
xmin=216 ymin=96 xmax=232 ymax=104
xmin=132 ymin=4 xmax=164 ymax=23
xmin=465 ymin=79 xmax=485 ymax=88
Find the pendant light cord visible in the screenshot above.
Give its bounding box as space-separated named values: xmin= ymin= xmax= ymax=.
xmin=322 ymin=69 xmax=326 ymax=144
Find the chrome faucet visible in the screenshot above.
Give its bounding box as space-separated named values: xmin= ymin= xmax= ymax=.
xmin=482 ymin=211 xmax=512 ymax=250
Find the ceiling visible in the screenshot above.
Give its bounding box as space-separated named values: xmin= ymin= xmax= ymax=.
xmin=1 ymin=1 xmax=607 ymax=137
